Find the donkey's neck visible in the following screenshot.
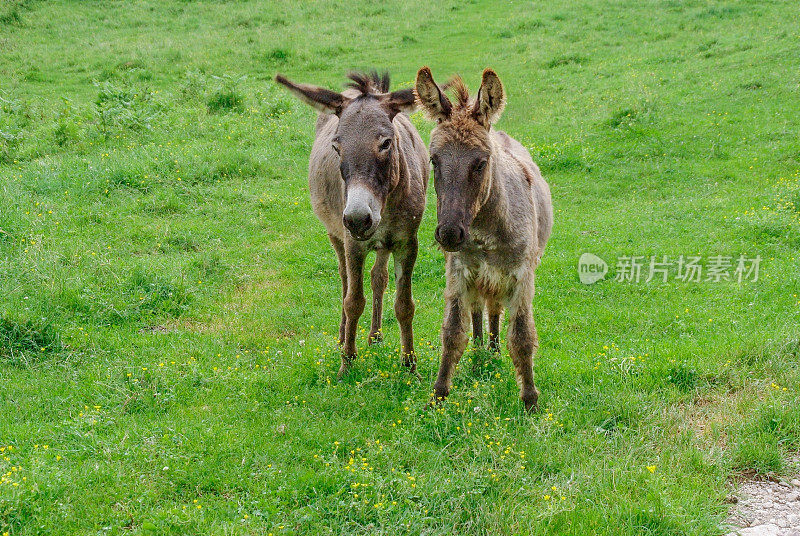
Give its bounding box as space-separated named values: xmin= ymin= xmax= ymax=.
xmin=387 ymin=122 xmax=410 ymax=200
xmin=471 ymin=146 xmax=511 ymax=244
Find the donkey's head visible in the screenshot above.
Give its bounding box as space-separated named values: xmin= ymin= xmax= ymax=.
xmin=275 ymin=71 xmax=417 ymax=240
xmin=415 ymin=67 xmax=506 ymax=252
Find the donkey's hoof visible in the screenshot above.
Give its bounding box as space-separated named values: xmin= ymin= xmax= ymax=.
xmin=337 ymin=359 xmax=354 ymax=381
xmin=402 ymin=356 xmax=420 ymax=380
xmin=367 ymin=331 xmax=383 ymax=345
xmin=427 ymin=393 xmax=448 ymax=410
xmin=429 ymin=386 xmax=449 ymax=404
xmin=522 ymin=388 xmax=540 ymax=413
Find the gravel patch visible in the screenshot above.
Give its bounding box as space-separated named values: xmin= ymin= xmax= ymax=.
xmin=724 ymin=478 xmax=800 ymax=535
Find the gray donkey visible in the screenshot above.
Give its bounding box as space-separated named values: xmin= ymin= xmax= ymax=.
xmin=415 ymin=67 xmax=553 ymax=411
xmin=275 ymin=71 xmax=428 ymax=379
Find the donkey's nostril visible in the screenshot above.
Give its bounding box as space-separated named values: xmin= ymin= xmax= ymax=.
xmin=435 ymin=224 xmax=466 ymax=251
xmin=343 ymin=210 xmax=373 ymax=237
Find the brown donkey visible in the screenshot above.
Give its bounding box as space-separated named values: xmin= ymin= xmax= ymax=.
xmin=415 ymin=67 xmax=553 ymax=411
xmin=276 ymin=71 xmax=428 ymax=378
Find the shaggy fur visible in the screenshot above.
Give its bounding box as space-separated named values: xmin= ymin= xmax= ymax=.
xmin=276 ymin=71 xmax=429 ymax=378
xmin=416 ymin=67 xmax=553 ymax=412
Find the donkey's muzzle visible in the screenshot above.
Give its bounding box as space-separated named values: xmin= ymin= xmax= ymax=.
xmin=343 ymin=185 xmax=380 ymax=240
xmin=435 ymin=224 xmax=466 ymax=252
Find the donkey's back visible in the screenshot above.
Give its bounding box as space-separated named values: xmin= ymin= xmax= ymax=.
xmin=493 ymin=129 xmax=553 ymax=265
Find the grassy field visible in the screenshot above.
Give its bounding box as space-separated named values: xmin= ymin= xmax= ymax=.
xmin=1 ymin=0 xmax=800 ymax=534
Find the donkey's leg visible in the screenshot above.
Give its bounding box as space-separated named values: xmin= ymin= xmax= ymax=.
xmin=432 ymin=290 xmax=469 ymax=403
xmin=471 ymin=303 xmax=484 ymax=347
xmin=339 ymin=241 xmax=366 ymax=380
xmin=507 ymin=294 xmax=540 ymax=413
xmin=329 ymin=234 xmax=348 ymax=345
xmin=368 ymin=248 xmax=390 ymax=344
xmin=487 ymin=298 xmax=502 ymax=353
xmin=393 ymin=239 xmax=418 ymax=375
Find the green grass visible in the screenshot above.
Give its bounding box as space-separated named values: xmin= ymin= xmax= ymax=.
xmin=1 ymin=0 xmax=800 ymax=534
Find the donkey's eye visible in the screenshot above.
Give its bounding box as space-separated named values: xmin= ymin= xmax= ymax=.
xmin=379 ymin=138 xmax=392 ymax=152
xmin=474 ymin=159 xmax=487 ymax=174
xmin=331 ymin=142 xmax=340 ymax=155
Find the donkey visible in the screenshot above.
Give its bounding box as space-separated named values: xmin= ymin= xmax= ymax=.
xmin=415 ymin=67 xmax=553 ymax=411
xmin=275 ymin=71 xmax=428 ymax=379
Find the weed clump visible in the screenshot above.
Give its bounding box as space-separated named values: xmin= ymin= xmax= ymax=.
xmin=190 ymin=252 xmax=228 ymax=280
xmin=0 ymin=90 xmax=28 ymax=164
xmin=126 ymin=267 xmax=192 ymax=319
xmin=665 ymin=362 xmax=698 ymax=391
xmin=0 ymin=316 xmax=62 ymax=366
xmin=207 ymin=90 xmax=244 ymax=113
xmin=53 ymin=98 xmax=81 ymax=147
xmin=0 ymin=0 xmax=27 ymax=26
xmin=607 ymin=108 xmax=639 ymax=129
xmin=605 ymin=102 xmax=657 ymax=131
xmin=545 ymin=54 xmax=587 ymax=68
xmin=94 ymin=80 xmax=163 ymax=137
xmin=265 ymin=47 xmax=291 ymax=64
xmin=207 ymin=74 xmax=246 ymax=113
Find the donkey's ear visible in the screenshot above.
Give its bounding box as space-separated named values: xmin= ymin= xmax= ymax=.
xmin=383 ymin=88 xmax=417 ymax=119
xmin=473 ymin=68 xmax=506 ymax=129
xmin=414 ymin=67 xmax=452 ymax=123
xmin=275 ymin=74 xmax=349 ymax=115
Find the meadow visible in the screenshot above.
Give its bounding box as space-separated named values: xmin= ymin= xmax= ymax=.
xmin=1 ymin=0 xmax=800 ymax=534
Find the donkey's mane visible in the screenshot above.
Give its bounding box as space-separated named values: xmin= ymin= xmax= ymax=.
xmin=345 ymin=70 xmax=391 ymax=95
xmin=442 ymin=76 xmax=471 ymax=108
